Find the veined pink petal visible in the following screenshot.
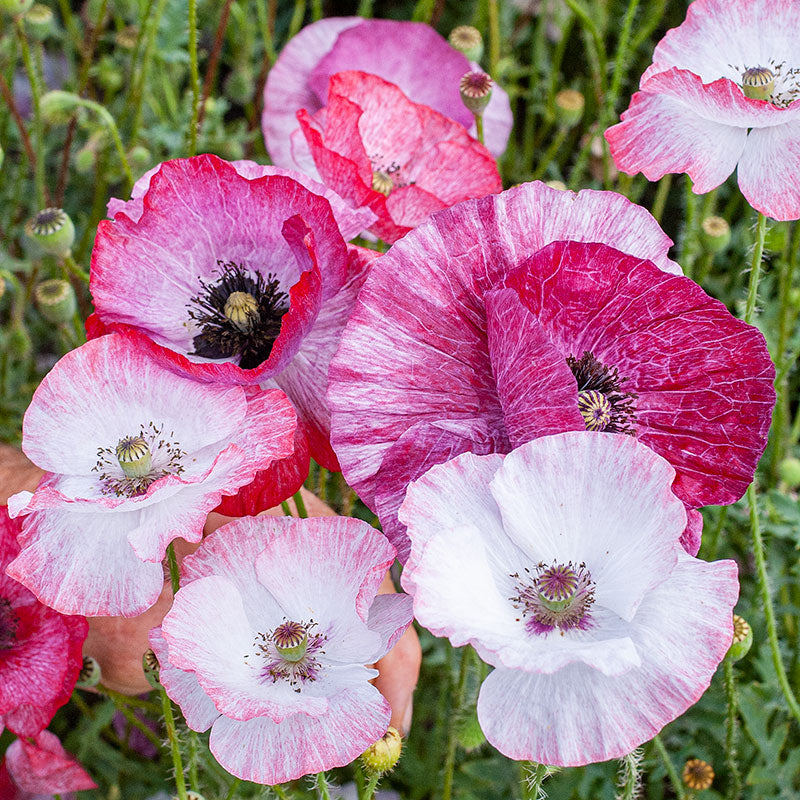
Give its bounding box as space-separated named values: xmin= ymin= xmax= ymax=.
xmin=5 ymin=731 xmax=96 ymax=794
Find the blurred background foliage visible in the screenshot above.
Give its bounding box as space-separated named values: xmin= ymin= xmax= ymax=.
xmin=1 ymin=1 xmax=799 ymax=798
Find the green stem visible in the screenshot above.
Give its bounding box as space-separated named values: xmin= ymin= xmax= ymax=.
xmin=77 ymin=99 xmax=133 ymax=189
xmin=723 ymin=658 xmax=742 ymax=800
xmin=63 ymin=253 xmax=90 ymax=283
xmin=475 ymin=114 xmax=484 ymax=146
xmin=700 ymin=506 xmax=728 ymax=561
xmin=363 ymin=772 xmax=381 ymax=800
xmin=115 ymin=702 xmax=163 ymax=751
xmin=315 ymin=772 xmax=332 ymax=800
xmin=357 ymin=0 xmax=374 ymax=17
xmin=15 ymin=19 xmax=45 ymax=207
xmin=129 ymin=0 xmax=169 ymax=144
xmin=95 ymin=684 xmax=161 ymax=713
xmin=166 ymin=542 xmax=180 ymax=596
xmin=311 ymin=0 xmax=323 ymax=21
xmin=281 ymin=500 xmax=292 ymax=516
xmin=522 ymin=762 xmax=548 ymax=800
xmin=187 ymin=0 xmax=200 ymax=156
xmin=160 ymin=685 xmax=188 ymax=800
xmin=531 ymin=127 xmax=568 ymax=182
xmin=288 ymin=0 xmax=307 ymax=41
xmin=293 ymin=490 xmax=308 ymax=519
xmin=651 ymin=174 xmax=672 ymax=225
xmin=652 ymin=734 xmax=686 ymax=800
xmin=273 ymin=785 xmax=290 ymax=800
xmin=487 ymin=0 xmax=500 ymax=77
xmin=617 ymin=751 xmax=642 ymax=800
xmin=441 ymin=647 xmax=472 ymax=800
xmin=679 ymin=176 xmax=700 ymax=278
xmin=187 ymin=730 xmax=200 ymax=792
xmin=561 ymin=0 xmax=607 ymax=97
xmin=745 ymin=212 xmax=767 ymax=325
xmin=223 ymin=778 xmax=241 ymax=800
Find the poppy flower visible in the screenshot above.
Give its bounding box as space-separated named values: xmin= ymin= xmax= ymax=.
xmin=297 ymin=71 xmax=503 ymax=244
xmin=0 ymin=509 xmax=87 ymax=737
xmin=262 ymin=17 xmax=513 ymax=174
xmin=605 ymin=0 xmax=800 ymax=220
xmin=7 ymin=333 xmax=297 ymax=617
xmin=328 ymin=182 xmax=775 ymax=561
xmin=400 ymin=432 xmax=739 ymax=765
xmin=150 ymin=514 xmax=413 ymax=784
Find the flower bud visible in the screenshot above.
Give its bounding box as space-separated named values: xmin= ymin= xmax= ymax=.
xmin=360 ymin=727 xmax=402 ymax=775
xmin=25 ymin=208 xmax=75 ymax=257
xmin=456 ymin=707 xmax=486 ymax=752
xmin=682 ymin=758 xmax=714 ymax=791
xmin=0 ymin=0 xmax=33 ymax=17
xmin=95 ymin=55 xmax=124 ymax=94
xmin=555 ymin=89 xmax=584 ymax=129
xmin=129 ymin=144 xmax=151 ymax=174
xmin=77 ymin=655 xmax=101 ymax=688
xmin=143 ymin=648 xmax=160 ymax=688
xmin=224 ymin=68 xmax=255 ymax=105
xmin=35 ymin=279 xmax=77 ymax=324
xmin=700 ymin=216 xmax=731 ymax=254
xmin=24 ymin=3 xmax=54 ymax=40
xmin=778 ymin=456 xmax=800 ymax=487
xmin=40 ymin=90 xmax=82 ymax=125
xmin=8 ymin=322 xmax=32 ymax=359
xmin=727 ymin=614 xmax=753 ymax=662
xmin=545 ymin=180 xmax=567 ymax=191
xmin=449 ymin=26 xmax=483 ymax=62
xmin=459 ymin=70 xmax=493 ymax=116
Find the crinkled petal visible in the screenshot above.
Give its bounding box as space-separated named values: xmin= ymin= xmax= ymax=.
xmin=5 ymin=731 xmax=96 ymax=794
xmin=366 ymin=593 xmax=414 ymax=658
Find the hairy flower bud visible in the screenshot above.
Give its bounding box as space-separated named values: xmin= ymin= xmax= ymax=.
xmin=555 ymin=89 xmax=584 ymax=129
xmin=25 ymin=208 xmax=75 ymax=257
xmin=460 ymin=70 xmax=493 ymax=116
xmin=35 ymin=279 xmax=77 ymax=324
xmin=449 ymin=25 xmax=483 ymax=62
xmin=40 ymin=90 xmax=82 ymax=125
xmin=700 ymin=216 xmax=731 ymax=254
xmin=779 ymin=456 xmax=800 ymax=487
xmin=0 ymin=0 xmax=33 ymax=17
xmin=361 ymin=727 xmax=402 ymax=775
xmin=24 ymin=3 xmax=54 ymax=40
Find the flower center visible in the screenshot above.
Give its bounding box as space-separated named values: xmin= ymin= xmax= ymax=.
xmin=372 ymin=170 xmax=394 ymax=196
xmin=248 ymin=620 xmax=326 ymax=690
xmin=567 ymin=351 xmax=637 ymax=435
xmin=93 ymin=422 xmax=185 ymax=497
xmin=741 ymin=66 xmax=775 ymax=100
xmin=187 ymin=260 xmax=289 ymax=370
xmin=0 ymin=598 xmax=19 ymax=650
xmin=727 ymin=59 xmax=800 ymax=107
xmin=511 ymin=561 xmax=595 ymax=634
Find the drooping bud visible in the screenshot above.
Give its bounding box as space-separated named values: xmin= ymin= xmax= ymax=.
xmin=34 ymin=279 xmax=77 ymax=324
xmin=77 ymin=655 xmax=101 ymax=688
xmin=555 ymin=89 xmax=584 ymax=129
xmin=0 ymin=0 xmax=33 ymax=17
xmin=371 ymin=171 xmax=394 ymax=197
xmin=682 ymin=758 xmax=714 ymax=791
xmin=116 ymin=436 xmax=152 ymax=479
xmin=224 ymin=291 xmax=260 ymax=333
xmin=778 ymin=456 xmax=800 ymax=487
xmin=460 ymin=70 xmax=493 ymax=116
xmin=25 ymin=208 xmax=75 ymax=257
xmin=273 ymin=621 xmax=308 ymax=662
xmin=449 ymin=26 xmax=483 ymax=62
xmin=361 ymin=727 xmax=402 ymax=775
xmin=742 ymin=67 xmax=775 ymax=100
xmin=24 ymin=3 xmax=54 ymax=39
xmin=143 ymin=648 xmax=160 ymax=688
xmin=700 ymin=216 xmax=731 ymax=254
xmin=727 ymin=614 xmax=753 ymax=662
xmin=40 ymin=90 xmax=82 ymax=125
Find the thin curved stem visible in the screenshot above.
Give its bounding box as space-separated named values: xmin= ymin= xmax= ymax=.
xmin=15 ymin=19 xmax=46 ymax=207
xmin=745 ymin=212 xmax=767 ymax=325
xmin=160 ymin=684 xmax=188 ymax=800
xmin=441 ymin=647 xmax=472 ymax=800
xmin=652 ymin=734 xmax=686 ymax=800
xmin=723 ymin=658 xmax=742 ymax=800
xmin=187 ymin=0 xmax=200 ymax=155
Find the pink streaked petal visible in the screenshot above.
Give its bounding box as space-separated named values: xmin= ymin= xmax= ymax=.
xmin=384 ymin=185 xmax=447 ymax=232
xmin=149 ymin=627 xmax=220 ymax=732
xmin=737 ymin=122 xmax=800 ymax=221
xmin=366 ymin=593 xmax=414 ymax=659
xmin=208 ymin=683 xmax=390 ymax=784
xmin=606 ymin=88 xmax=747 ymax=192
xmin=484 ymin=288 xmax=584 ymax=448
xmin=5 ymin=731 xmax=96 ymax=794
xmin=6 ymin=507 xmax=163 ymax=617
xmin=682 ymin=508 xmax=703 ymax=557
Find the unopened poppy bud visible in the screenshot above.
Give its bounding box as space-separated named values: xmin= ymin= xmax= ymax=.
xmin=555 ymin=89 xmax=584 ymax=129
xmin=360 ymin=727 xmax=402 ymax=775
xmin=143 ymin=648 xmax=160 ymax=688
xmin=700 ymin=216 xmax=731 ymax=254
xmin=8 ymin=323 xmax=31 ymax=358
xmin=77 ymin=655 xmax=101 ymax=688
xmin=129 ymin=145 xmax=151 ymax=174
xmin=456 ymin=707 xmax=486 ymax=751
xmin=727 ymin=614 xmax=753 ymax=662
xmin=460 ymin=70 xmax=493 ymax=116
xmin=0 ymin=0 xmax=33 ymax=16
xmin=25 ymin=208 xmax=75 ymax=257
xmin=682 ymin=758 xmax=714 ymax=791
xmin=779 ymin=456 xmax=800 ymax=487
xmin=224 ymin=68 xmax=255 ymax=105
xmin=35 ymin=279 xmax=77 ymax=323
xmin=449 ymin=26 xmax=483 ymax=62
xmin=24 ymin=3 xmax=53 ymax=39
xmin=95 ymin=55 xmax=124 ymax=93
xmin=40 ymin=90 xmax=82 ymax=126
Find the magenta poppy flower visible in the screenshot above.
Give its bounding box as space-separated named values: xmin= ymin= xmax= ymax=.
xmin=262 ymin=17 xmax=513 ymax=174
xmin=2 ymin=731 xmax=96 ymax=796
xmin=297 ymin=71 xmax=503 ymax=244
xmin=0 ymin=509 xmax=87 ymax=738
xmin=91 ymin=154 xmax=378 ymax=492
xmin=605 ymin=0 xmax=800 ymax=220
xmin=400 ymin=432 xmax=739 ymax=766
xmin=329 ymin=182 xmax=775 ymax=561
xmin=7 ymin=333 xmax=296 ymax=617
xmin=150 ymin=515 xmax=413 ymax=785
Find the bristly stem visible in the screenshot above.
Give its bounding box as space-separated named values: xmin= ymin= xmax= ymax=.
xmin=522 ymin=762 xmax=549 ymax=800
xmin=745 ymin=212 xmax=767 ymax=324
xmin=652 ymin=734 xmax=686 ymax=800
xmin=166 ymin=542 xmax=180 ymax=596
xmin=293 ymin=490 xmax=308 ymax=518
xmin=363 ymin=772 xmax=381 ymax=800
xmin=159 ymin=684 xmax=188 ymax=800
xmin=616 ymin=750 xmax=642 ymax=800
xmin=723 ymin=658 xmax=742 ymax=800
xmin=441 ymin=647 xmax=472 ymax=800
xmin=315 ymin=772 xmax=332 ymax=800
xmin=188 ymin=0 xmax=200 ymax=155
xmin=15 ymin=18 xmax=46 ymax=207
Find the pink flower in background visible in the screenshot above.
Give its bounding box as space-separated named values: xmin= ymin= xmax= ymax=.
xmin=262 ymin=17 xmax=513 ymax=173
xmin=0 ymin=509 xmax=87 ymax=738
xmin=150 ymin=515 xmax=413 ymax=784
xmin=329 ymin=182 xmax=775 ymax=561
xmin=7 ymin=333 xmax=296 ymax=617
xmin=400 ymin=432 xmax=739 ymax=765
xmin=606 ymin=0 xmax=800 ymax=220
xmin=298 ymin=71 xmax=503 ymax=244
xmin=91 ymin=155 xmax=378 ymax=490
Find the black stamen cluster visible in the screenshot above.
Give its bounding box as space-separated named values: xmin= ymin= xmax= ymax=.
xmin=188 ymin=261 xmax=289 ymax=369
xmin=567 ymin=350 xmax=637 ymax=435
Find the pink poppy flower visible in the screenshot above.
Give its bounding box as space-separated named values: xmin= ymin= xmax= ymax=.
xmin=329 ymin=182 xmax=775 ymax=561
xmin=7 ymin=333 xmax=296 ymax=617
xmin=262 ymin=17 xmax=513 ymax=174
xmin=0 ymin=509 xmax=87 ymax=737
xmin=150 ymin=515 xmax=413 ymax=785
xmin=605 ymin=0 xmax=800 ymax=220
xmin=297 ymin=71 xmax=503 ymax=244
xmin=400 ymin=432 xmax=739 ymax=766
xmin=90 ymin=154 xmax=378 ymax=496
xmin=2 ymin=731 xmax=96 ymax=796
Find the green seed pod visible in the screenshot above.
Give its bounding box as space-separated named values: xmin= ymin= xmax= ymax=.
xmin=0 ymin=0 xmax=34 ymax=17
xmin=7 ymin=323 xmax=32 ymax=359
xmin=34 ymin=279 xmax=77 ymax=323
xmin=142 ymin=648 xmax=160 ymax=688
xmin=700 ymin=216 xmax=731 ymax=254
xmin=77 ymin=655 xmax=102 ymax=688
xmin=683 ymin=758 xmax=714 ymax=791
xmin=24 ymin=3 xmax=54 ymax=40
xmin=741 ymin=67 xmax=774 ymax=101
xmin=459 ymin=70 xmax=493 ymax=116
xmin=361 ymin=727 xmax=402 ymax=775
xmin=456 ymin=707 xmax=486 ymax=752
xmin=40 ymin=90 xmax=82 ymax=125
xmin=555 ymin=89 xmax=584 ymax=129
xmin=25 ymin=208 xmax=75 ymax=257
xmin=778 ymin=456 xmax=800 ymax=487
xmin=727 ymin=614 xmax=753 ymax=662
xmin=449 ymin=26 xmax=483 ymax=62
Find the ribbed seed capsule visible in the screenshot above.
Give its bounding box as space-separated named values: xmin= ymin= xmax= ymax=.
xmin=727 ymin=614 xmax=753 ymax=661
xmin=25 ymin=207 xmax=75 ymax=257
xmin=224 ymin=291 xmax=259 ymax=333
xmin=116 ymin=436 xmax=152 ymax=479
xmin=77 ymin=655 xmax=101 ymax=688
xmin=448 ymin=25 xmax=483 ymax=62
xmin=577 ymin=389 xmax=612 ymax=431
xmin=35 ymin=279 xmax=77 ymax=324
xmin=372 ymin=171 xmax=394 ymax=196
xmin=273 ymin=621 xmax=308 ymax=662
xmin=742 ymin=67 xmax=775 ymax=100
xmin=682 ymin=758 xmax=714 ymax=791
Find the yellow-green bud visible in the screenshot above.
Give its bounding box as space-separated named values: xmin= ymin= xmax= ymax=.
xmin=25 ymin=208 xmax=75 ymax=258
xmin=459 ymin=70 xmax=493 ymax=116
xmin=555 ymin=89 xmax=584 ymax=129
xmin=0 ymin=0 xmax=33 ymax=17
xmin=40 ymin=90 xmax=82 ymax=125
xmin=456 ymin=707 xmax=486 ymax=751
xmin=372 ymin=171 xmax=393 ymax=197
xmin=700 ymin=216 xmax=731 ymax=254
xmin=545 ymin=180 xmax=568 ymax=191
xmin=778 ymin=456 xmax=800 ymax=487
xmin=129 ymin=145 xmax=151 ymax=174
xmin=741 ymin=67 xmax=774 ymax=101
xmin=24 ymin=3 xmax=53 ymax=39
xmin=35 ymin=279 xmax=77 ymax=324
xmin=77 ymin=655 xmax=101 ymax=688
xmin=727 ymin=614 xmax=753 ymax=662
xmin=143 ymin=648 xmax=160 ymax=688
xmin=361 ymin=727 xmax=402 ymax=775
xmin=224 ymin=291 xmax=259 ymax=332
xmin=8 ymin=323 xmax=32 ymax=359
xmin=449 ymin=26 xmax=483 ymax=62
